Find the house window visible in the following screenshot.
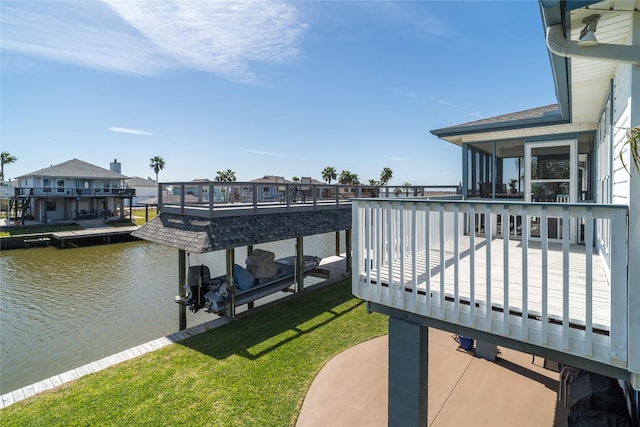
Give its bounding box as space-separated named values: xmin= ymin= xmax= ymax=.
xmin=43 ymin=179 xmax=51 ymax=193
xmin=57 ymin=180 xmax=65 ymax=193
xmin=104 ymin=182 xmax=110 ymax=192
xmin=46 ymin=201 xmax=56 ymax=211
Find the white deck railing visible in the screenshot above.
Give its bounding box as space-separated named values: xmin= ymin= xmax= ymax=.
xmin=352 ymin=199 xmax=630 ymax=371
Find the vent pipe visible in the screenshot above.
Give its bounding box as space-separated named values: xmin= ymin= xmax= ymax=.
xmin=546 ymin=24 xmax=640 ymax=65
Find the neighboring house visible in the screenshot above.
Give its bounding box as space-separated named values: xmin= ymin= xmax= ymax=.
xmin=125 ymin=176 xmax=158 ymax=206
xmin=250 ymin=175 xmax=291 ymax=202
xmin=352 ymin=2 xmax=639 ymax=425
xmin=249 ymin=175 xmax=327 ymax=202
xmin=10 ymin=158 xmax=133 ymax=223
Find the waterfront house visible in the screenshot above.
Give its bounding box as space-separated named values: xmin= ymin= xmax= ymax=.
xmin=351 ymin=1 xmax=639 ymax=424
xmin=249 ymin=175 xmax=291 ymax=202
xmin=125 ymin=176 xmax=157 ymax=207
xmin=10 ymin=158 xmax=134 ymax=223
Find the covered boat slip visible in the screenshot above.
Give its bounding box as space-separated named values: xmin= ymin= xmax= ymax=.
xmin=132 ymin=207 xmax=353 ymax=323
xmin=352 ymin=198 xmax=630 ymax=372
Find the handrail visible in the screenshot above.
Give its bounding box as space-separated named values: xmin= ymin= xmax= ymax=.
xmin=352 ymin=198 xmax=630 ymax=372
xmin=11 ymin=187 xmax=134 ymax=197
xmin=155 ymin=181 xmax=461 ymax=217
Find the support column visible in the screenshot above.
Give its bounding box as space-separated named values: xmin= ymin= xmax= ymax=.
xmin=627 ymin=24 xmax=640 ymax=389
xmin=247 ymin=245 xmax=254 ymax=309
xmin=335 ymin=231 xmax=340 ymax=256
xmin=296 ymin=236 xmax=304 ymax=293
xmin=225 ymin=248 xmax=236 ymax=319
xmin=178 ymin=249 xmax=187 ymax=331
xmin=345 ymin=229 xmax=352 ymax=274
xmin=388 ymin=317 xmax=428 ymax=427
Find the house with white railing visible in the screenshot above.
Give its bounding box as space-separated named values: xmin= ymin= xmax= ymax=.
xmin=352 ymin=1 xmax=639 ymax=424
xmin=9 ymin=158 xmax=133 ymax=223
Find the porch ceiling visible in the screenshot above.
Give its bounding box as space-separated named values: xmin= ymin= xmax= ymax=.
xmin=567 ymin=3 xmax=638 ymax=125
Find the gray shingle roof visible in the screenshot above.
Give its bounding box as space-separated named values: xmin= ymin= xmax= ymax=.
xmin=250 ymin=175 xmax=292 ymax=184
xmin=431 ymin=104 xmax=561 ymax=137
xmin=443 ymin=104 xmax=559 ymax=128
xmin=126 ymin=176 xmax=157 ymax=187
xmin=132 ymin=208 xmax=352 ymax=253
xmin=17 ymin=159 xmax=129 ymax=180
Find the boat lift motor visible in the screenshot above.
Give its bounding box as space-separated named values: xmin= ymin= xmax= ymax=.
xmin=184 ymin=265 xmax=211 ymax=311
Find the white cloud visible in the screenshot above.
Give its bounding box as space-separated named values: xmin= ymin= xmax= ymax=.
xmin=1 ymin=2 xmax=173 ymax=75
xmin=243 ymin=148 xmax=289 ymax=158
xmin=108 ymin=127 xmax=156 ymax=136
xmin=1 ymin=1 xmax=308 ymax=83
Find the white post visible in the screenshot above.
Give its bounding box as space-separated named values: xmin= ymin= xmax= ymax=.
xmin=609 ymin=207 xmax=628 ymax=366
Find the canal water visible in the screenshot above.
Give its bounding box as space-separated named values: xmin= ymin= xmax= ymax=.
xmin=0 ymin=232 xmax=344 ymax=394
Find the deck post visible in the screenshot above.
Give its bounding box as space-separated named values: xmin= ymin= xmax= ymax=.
xmin=225 ymin=248 xmax=236 ymax=319
xmin=628 ymin=46 xmax=640 ymax=388
xmin=247 ymin=245 xmax=254 ymax=309
xmin=296 ymin=236 xmax=304 ymax=293
xmin=178 ymin=249 xmax=187 ymax=331
xmin=388 ymin=317 xmax=428 ymax=427
xmin=335 ymin=231 xmax=340 ymax=256
xmin=345 ymin=228 xmax=352 ymax=273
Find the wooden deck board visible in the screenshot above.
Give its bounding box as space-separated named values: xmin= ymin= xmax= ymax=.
xmin=366 ymin=236 xmax=611 ymax=330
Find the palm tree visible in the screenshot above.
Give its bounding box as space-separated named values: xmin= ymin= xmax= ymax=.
xmin=149 ymin=156 xmax=165 ymax=183
xmin=367 ymin=179 xmax=379 ymax=197
xmin=349 ymin=173 xmax=360 ymax=185
xmin=339 ymin=170 xmax=353 ymax=185
xmin=1 ymin=151 xmax=17 ymax=181
xmin=215 ymin=169 xmax=237 ymax=182
xmin=380 ymin=167 xmax=393 ymax=185
xmin=215 ymin=169 xmax=237 ymax=202
xmin=322 ymin=166 xmax=337 ymax=184
xmin=402 ymin=182 xmax=412 ymax=196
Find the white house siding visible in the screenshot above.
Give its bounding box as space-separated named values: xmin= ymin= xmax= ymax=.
xmin=131 ymin=187 xmax=156 ymax=207
xmin=611 ymin=63 xmax=633 ymax=206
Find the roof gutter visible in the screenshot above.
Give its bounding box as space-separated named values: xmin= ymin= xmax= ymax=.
xmin=546 ymin=24 xmax=640 ymax=65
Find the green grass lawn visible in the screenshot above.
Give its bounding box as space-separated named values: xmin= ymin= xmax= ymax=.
xmin=0 ymin=224 xmax=83 ymax=237
xmin=131 ymin=207 xmax=157 ymax=226
xmin=1 ymin=278 xmax=388 ymax=426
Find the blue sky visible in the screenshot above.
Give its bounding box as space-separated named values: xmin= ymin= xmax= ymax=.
xmin=1 ymin=1 xmax=556 ymax=185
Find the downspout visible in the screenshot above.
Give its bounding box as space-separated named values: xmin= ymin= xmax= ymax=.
xmin=546 ymin=24 xmax=640 ymax=65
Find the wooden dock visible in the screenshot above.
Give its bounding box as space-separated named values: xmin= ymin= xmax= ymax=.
xmin=51 ymin=226 xmax=139 ymax=248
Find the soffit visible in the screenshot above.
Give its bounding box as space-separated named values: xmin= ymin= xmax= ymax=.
xmin=567 ymin=3 xmax=637 ymax=124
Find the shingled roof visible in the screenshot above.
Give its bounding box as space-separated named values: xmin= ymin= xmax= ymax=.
xmin=17 ymin=159 xmax=129 ymax=180
xmin=430 ymin=104 xmax=563 ymax=140
xmin=132 ymin=208 xmax=352 ymax=253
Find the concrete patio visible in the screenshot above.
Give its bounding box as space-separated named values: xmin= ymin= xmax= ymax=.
xmin=297 ymin=328 xmax=565 ymax=427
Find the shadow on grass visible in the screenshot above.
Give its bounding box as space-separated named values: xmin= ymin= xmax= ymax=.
xmin=177 ymin=279 xmax=366 ymax=361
